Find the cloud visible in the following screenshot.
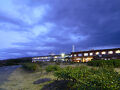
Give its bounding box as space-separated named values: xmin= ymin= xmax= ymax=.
xmin=0 ymin=30 xmax=30 ymax=49
xmin=0 ymin=0 xmax=120 ymax=59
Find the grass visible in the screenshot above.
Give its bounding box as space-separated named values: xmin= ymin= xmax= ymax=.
xmin=0 ymin=62 xmax=120 ymax=90
xmin=0 ymin=67 xmax=55 ymax=90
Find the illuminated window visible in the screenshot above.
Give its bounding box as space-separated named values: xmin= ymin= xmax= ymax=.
xmin=45 ymin=57 xmax=48 ymax=59
xmin=104 ymin=58 xmax=107 ymax=60
xmin=74 ymin=54 xmax=77 ymax=57
xmin=96 ymin=52 xmax=99 ymax=55
xmin=102 ymin=51 xmax=106 ymax=54
xmin=116 ymin=50 xmax=120 ymax=54
xmin=78 ymin=54 xmax=82 ymax=56
xmin=108 ymin=51 xmax=113 ymax=54
xmin=90 ymin=53 xmax=93 ymax=56
xmin=84 ymin=53 xmax=88 ymax=56
xmin=54 ymin=56 xmax=57 ymax=58
xmin=76 ymin=58 xmax=81 ymax=60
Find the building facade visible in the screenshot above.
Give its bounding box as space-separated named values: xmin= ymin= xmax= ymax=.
xmin=32 ymin=56 xmax=50 ymax=62
xmin=32 ymin=54 xmax=72 ymax=62
xmin=71 ymin=48 xmax=120 ymax=62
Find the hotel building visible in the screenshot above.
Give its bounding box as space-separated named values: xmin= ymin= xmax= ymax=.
xmin=71 ymin=48 xmax=120 ymax=62
xmin=32 ymin=56 xmax=50 ymax=62
xmin=32 ymin=54 xmax=72 ymax=62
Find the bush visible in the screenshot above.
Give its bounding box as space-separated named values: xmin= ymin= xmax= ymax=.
xmin=45 ymin=65 xmax=61 ymax=73
xmin=87 ymin=59 xmax=120 ymax=68
xmin=54 ymin=66 xmax=120 ymax=90
xmin=55 ymin=62 xmax=60 ymax=65
xmin=22 ymin=63 xmax=40 ymax=72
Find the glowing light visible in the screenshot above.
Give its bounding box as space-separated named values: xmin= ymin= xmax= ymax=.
xmin=61 ymin=53 xmax=65 ymax=57
xmin=108 ymin=51 xmax=113 ymax=54
xmin=96 ymin=52 xmax=99 ymax=55
xmin=74 ymin=54 xmax=77 ymax=57
xmin=54 ymin=56 xmax=57 ymax=58
xmin=84 ymin=53 xmax=88 ymax=56
xmin=116 ymin=50 xmax=120 ymax=54
xmin=90 ymin=53 xmax=93 ymax=56
xmin=76 ymin=58 xmax=81 ymax=60
xmin=102 ymin=51 xmax=106 ymax=54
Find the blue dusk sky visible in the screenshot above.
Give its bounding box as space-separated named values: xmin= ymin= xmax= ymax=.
xmin=0 ymin=0 xmax=120 ymax=60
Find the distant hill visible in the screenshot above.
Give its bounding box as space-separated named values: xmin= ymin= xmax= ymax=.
xmin=0 ymin=57 xmax=32 ymax=66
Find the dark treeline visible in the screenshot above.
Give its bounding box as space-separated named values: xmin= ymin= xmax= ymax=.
xmin=0 ymin=57 xmax=32 ymax=66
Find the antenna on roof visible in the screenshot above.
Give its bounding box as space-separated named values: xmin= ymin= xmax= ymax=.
xmin=72 ymin=45 xmax=75 ymax=52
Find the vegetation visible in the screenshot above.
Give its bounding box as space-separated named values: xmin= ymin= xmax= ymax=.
xmin=1 ymin=61 xmax=120 ymax=90
xmin=87 ymin=59 xmax=120 ymax=68
xmin=0 ymin=57 xmax=32 ymax=66
xmin=22 ymin=63 xmax=41 ymax=72
xmin=54 ymin=66 xmax=120 ymax=90
xmin=45 ymin=65 xmax=61 ymax=73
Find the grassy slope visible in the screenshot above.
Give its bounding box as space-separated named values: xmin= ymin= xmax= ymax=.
xmin=0 ymin=63 xmax=120 ymax=90
xmin=0 ymin=67 xmax=55 ymax=90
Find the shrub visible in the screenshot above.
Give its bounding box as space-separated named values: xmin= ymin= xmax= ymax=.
xmin=55 ymin=62 xmax=60 ymax=65
xmin=45 ymin=65 xmax=61 ymax=73
xmin=22 ymin=63 xmax=40 ymax=72
xmin=54 ymin=66 xmax=120 ymax=90
xmin=87 ymin=59 xmax=120 ymax=68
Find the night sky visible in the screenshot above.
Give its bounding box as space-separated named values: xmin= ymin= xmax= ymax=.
xmin=0 ymin=0 xmax=120 ymax=60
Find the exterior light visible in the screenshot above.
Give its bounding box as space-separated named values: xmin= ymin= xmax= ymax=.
xmin=61 ymin=53 xmax=65 ymax=58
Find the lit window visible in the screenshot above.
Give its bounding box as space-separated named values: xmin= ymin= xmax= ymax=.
xmin=76 ymin=58 xmax=81 ymax=60
xmin=84 ymin=53 xmax=88 ymax=56
xmin=96 ymin=52 xmax=99 ymax=55
xmin=90 ymin=53 xmax=93 ymax=56
xmin=78 ymin=54 xmax=82 ymax=56
xmin=108 ymin=51 xmax=113 ymax=54
xmin=102 ymin=51 xmax=106 ymax=54
xmin=74 ymin=54 xmax=77 ymax=57
xmin=54 ymin=56 xmax=57 ymax=58
xmin=116 ymin=50 xmax=120 ymax=54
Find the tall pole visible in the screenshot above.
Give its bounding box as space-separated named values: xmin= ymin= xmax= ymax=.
xmin=72 ymin=45 xmax=75 ymax=52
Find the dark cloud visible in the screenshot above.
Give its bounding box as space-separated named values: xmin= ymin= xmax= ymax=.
xmin=0 ymin=0 xmax=120 ymax=59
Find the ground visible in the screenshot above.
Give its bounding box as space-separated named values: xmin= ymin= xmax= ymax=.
xmin=0 ymin=64 xmax=120 ymax=90
xmin=0 ymin=65 xmax=21 ymax=85
xmin=0 ymin=65 xmax=55 ymax=90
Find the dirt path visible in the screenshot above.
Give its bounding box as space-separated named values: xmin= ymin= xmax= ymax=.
xmin=0 ymin=65 xmax=21 ymax=85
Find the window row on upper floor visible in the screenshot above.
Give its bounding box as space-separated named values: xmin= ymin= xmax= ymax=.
xmin=33 ymin=57 xmax=50 ymax=60
xmin=73 ymin=50 xmax=120 ymax=57
xmin=33 ymin=55 xmax=72 ymax=60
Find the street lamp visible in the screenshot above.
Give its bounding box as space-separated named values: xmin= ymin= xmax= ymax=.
xmin=61 ymin=53 xmax=65 ymax=61
xmin=61 ymin=53 xmax=65 ymax=58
